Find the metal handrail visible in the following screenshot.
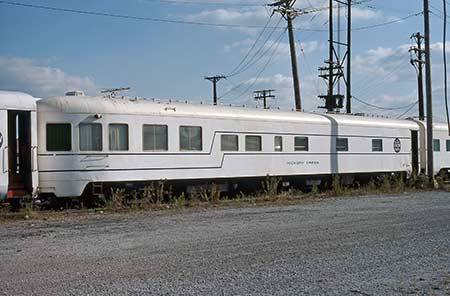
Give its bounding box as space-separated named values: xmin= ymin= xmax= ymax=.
xmin=31 ymin=146 xmax=38 ymax=172
xmin=2 ymin=146 xmax=8 ymax=174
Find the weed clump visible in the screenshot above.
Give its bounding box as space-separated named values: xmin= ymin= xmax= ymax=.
xmin=262 ymin=175 xmax=282 ymax=196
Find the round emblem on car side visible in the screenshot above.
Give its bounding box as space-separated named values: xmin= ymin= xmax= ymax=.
xmin=393 ymin=138 xmax=401 ymax=153
xmin=0 ymin=132 xmax=3 ymax=149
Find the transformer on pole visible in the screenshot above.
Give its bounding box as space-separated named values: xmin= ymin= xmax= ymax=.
xmin=318 ymin=0 xmax=352 ymax=113
xmin=409 ymin=32 xmax=425 ymax=121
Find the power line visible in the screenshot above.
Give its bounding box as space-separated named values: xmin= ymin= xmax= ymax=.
xmin=0 ymin=0 xmax=287 ymax=30
xmin=353 ymin=56 xmax=410 ymax=96
xmin=352 ymin=95 xmax=418 ymax=110
xmin=141 ymin=0 xmax=264 ymax=7
xmin=396 ymin=101 xmax=419 ymax=119
xmin=225 ymin=16 xmax=274 ymax=77
xmin=351 ymin=12 xmax=423 ymax=31
xmin=0 ymin=1 xmax=423 ymax=32
xmin=220 ymin=29 xmax=286 ymax=99
xmin=225 ymin=29 xmax=286 ymax=102
xmin=227 ymin=17 xmax=283 ymax=77
xmin=231 ymin=35 xmax=284 ymax=102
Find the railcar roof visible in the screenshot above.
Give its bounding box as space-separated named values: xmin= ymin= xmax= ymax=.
xmin=0 ymin=91 xmax=36 ymax=111
xmin=38 ymin=95 xmax=420 ymax=130
xmin=411 ymin=119 xmax=450 ymax=131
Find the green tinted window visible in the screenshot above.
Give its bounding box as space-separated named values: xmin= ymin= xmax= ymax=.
xmin=79 ymin=123 xmax=102 ymax=151
xmin=336 ymin=138 xmax=348 ymax=152
xmin=372 ymin=139 xmax=383 ymax=152
xmin=180 ymin=126 xmax=202 ymax=151
xmin=47 ymin=123 xmax=71 ymax=151
xmin=295 ymin=137 xmax=309 ymax=151
xmin=143 ymin=124 xmax=168 ymax=151
xmin=433 ymin=139 xmax=440 ymax=152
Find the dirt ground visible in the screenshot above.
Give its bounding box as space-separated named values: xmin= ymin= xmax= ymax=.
xmin=0 ymin=191 xmax=449 ymax=295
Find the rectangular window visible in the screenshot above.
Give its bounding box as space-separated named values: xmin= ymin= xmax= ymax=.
xmin=221 ymin=134 xmax=238 ymax=151
xmin=274 ymin=136 xmax=283 ymax=152
xmin=372 ymin=139 xmax=383 ymax=152
xmin=245 ymin=135 xmax=262 ymax=151
xmin=47 ymin=123 xmax=71 ymax=151
xmin=79 ymin=123 xmax=102 ymax=151
xmin=447 ymin=140 xmax=450 ymax=152
xmin=433 ymin=139 xmax=441 ymax=152
xmin=143 ymin=124 xmax=168 ymax=151
xmin=109 ymin=124 xmax=129 ymax=151
xmin=294 ymin=137 xmax=309 ymax=151
xmin=180 ymin=126 xmax=202 ymax=151
xmin=336 ymin=138 xmax=349 ymax=152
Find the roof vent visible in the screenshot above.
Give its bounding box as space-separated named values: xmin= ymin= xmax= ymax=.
xmin=65 ymin=90 xmax=85 ymax=97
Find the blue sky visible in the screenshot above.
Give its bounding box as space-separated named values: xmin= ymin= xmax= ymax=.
xmin=0 ymin=0 xmax=448 ymax=120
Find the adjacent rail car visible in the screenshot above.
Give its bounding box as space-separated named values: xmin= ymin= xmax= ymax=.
xmin=0 ymin=90 xmax=449 ymax=200
xmin=412 ymin=119 xmax=450 ymax=176
xmin=0 ymin=91 xmax=39 ymax=200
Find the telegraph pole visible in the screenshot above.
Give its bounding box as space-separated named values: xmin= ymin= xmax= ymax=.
xmin=254 ymin=89 xmax=276 ymax=109
xmin=205 ymin=75 xmax=226 ymax=105
xmin=423 ymin=0 xmax=434 ymax=179
xmin=409 ymin=32 xmax=425 ymax=121
xmin=269 ymin=0 xmax=302 ymax=111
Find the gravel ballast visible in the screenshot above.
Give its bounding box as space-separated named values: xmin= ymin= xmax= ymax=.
xmin=0 ymin=191 xmax=449 ymax=295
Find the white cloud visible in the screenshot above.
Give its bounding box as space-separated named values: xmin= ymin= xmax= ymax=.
xmin=430 ymin=41 xmax=450 ymax=53
xmin=222 ymin=73 xmax=322 ymax=111
xmin=185 ymin=3 xmax=387 ymax=37
xmin=351 ymin=42 xmax=450 ymax=120
xmin=352 ymin=7 xmax=383 ymax=21
xmin=0 ymin=57 xmax=97 ymax=98
xmin=185 ymin=7 xmax=271 ymax=34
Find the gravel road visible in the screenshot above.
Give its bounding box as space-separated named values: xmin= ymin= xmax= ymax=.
xmin=1 ymin=191 xmax=449 ymax=296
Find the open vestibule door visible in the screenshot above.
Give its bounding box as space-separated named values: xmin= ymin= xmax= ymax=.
xmin=7 ymin=111 xmax=33 ymax=198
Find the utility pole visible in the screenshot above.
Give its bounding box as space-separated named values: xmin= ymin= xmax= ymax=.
xmin=409 ymin=32 xmax=425 ymax=121
xmin=269 ymin=0 xmax=302 ymax=111
xmin=254 ymin=89 xmax=276 ymax=109
xmin=346 ymin=0 xmax=352 ymax=114
xmin=205 ymin=75 xmax=226 ymax=105
xmin=328 ymin=0 xmax=334 ymax=109
xmin=423 ymin=0 xmax=434 ymax=180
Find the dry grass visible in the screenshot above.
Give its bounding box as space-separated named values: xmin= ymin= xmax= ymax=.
xmin=0 ymin=174 xmax=446 ymax=223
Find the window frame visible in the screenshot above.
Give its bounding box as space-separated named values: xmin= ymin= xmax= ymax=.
xmin=294 ymin=136 xmax=309 ymax=152
xmin=46 ymin=123 xmax=72 ymax=152
xmin=79 ymin=122 xmax=103 ymax=152
xmin=336 ymin=137 xmax=349 ymax=152
xmin=221 ymin=134 xmax=239 ymax=151
xmin=142 ymin=124 xmax=168 ymax=152
xmin=274 ymin=136 xmax=283 ymax=152
xmin=108 ymin=123 xmax=129 ymax=151
xmin=245 ymin=135 xmax=262 ymax=152
xmin=372 ymin=139 xmax=383 ymax=152
xmin=179 ymin=125 xmax=203 ymax=151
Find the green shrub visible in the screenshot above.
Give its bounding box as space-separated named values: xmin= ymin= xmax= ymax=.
xmin=332 ymin=175 xmax=343 ymax=195
xmin=262 ymin=175 xmax=282 ymax=196
xmin=107 ymin=188 xmax=126 ymax=210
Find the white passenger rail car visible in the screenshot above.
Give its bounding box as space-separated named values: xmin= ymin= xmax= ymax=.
xmin=0 ymin=90 xmax=449 ymax=200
